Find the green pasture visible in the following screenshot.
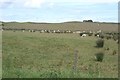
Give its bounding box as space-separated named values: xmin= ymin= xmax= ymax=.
xmin=2 ymin=31 xmax=118 ymax=78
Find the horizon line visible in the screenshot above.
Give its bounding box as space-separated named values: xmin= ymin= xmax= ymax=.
xmin=0 ymin=20 xmax=118 ymax=24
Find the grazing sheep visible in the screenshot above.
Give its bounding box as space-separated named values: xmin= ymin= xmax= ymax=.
xmin=30 ymin=30 xmax=35 ymax=32
xmin=53 ymin=30 xmax=56 ymax=33
xmin=28 ymin=30 xmax=31 ymax=32
xmin=30 ymin=30 xmax=32 ymax=32
xmin=66 ymin=30 xmax=69 ymax=33
xmin=56 ymin=30 xmax=60 ymax=33
xmin=97 ymin=35 xmax=100 ymax=37
xmin=74 ymin=30 xmax=81 ymax=33
xmin=68 ymin=30 xmax=73 ymax=33
xmin=46 ymin=30 xmax=50 ymax=33
xmin=116 ymin=39 xmax=119 ymax=44
xmin=41 ymin=30 xmax=44 ymax=33
xmin=97 ymin=30 xmax=102 ymax=33
xmin=105 ymin=47 xmax=109 ymax=51
xmin=68 ymin=30 xmax=70 ymax=33
xmin=44 ymin=30 xmax=47 ymax=33
xmin=22 ymin=30 xmax=25 ymax=32
xmin=33 ymin=30 xmax=35 ymax=32
xmin=1 ymin=29 xmax=4 ymax=31
xmin=81 ymin=34 xmax=87 ymax=37
xmin=89 ymin=31 xmax=92 ymax=33
xmin=47 ymin=30 xmax=50 ymax=33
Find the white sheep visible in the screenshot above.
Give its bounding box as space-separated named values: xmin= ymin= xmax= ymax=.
xmin=81 ymin=34 xmax=87 ymax=37
xmin=97 ymin=35 xmax=100 ymax=37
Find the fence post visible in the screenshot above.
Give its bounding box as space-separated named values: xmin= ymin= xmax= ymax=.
xmin=73 ymin=49 xmax=78 ymax=74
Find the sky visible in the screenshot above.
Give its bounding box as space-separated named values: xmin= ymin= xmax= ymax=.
xmin=0 ymin=0 xmax=119 ymax=23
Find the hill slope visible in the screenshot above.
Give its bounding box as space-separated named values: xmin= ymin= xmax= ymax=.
xmin=3 ymin=22 xmax=118 ymax=32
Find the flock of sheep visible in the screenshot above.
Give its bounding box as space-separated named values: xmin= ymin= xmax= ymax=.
xmin=1 ymin=28 xmax=102 ymax=36
xmin=1 ymin=28 xmax=119 ymax=43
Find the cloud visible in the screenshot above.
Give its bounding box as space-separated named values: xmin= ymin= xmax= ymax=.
xmin=24 ymin=0 xmax=46 ymax=8
xmin=48 ymin=0 xmax=119 ymax=3
xmin=0 ymin=0 xmax=46 ymax=8
xmin=23 ymin=0 xmax=119 ymax=8
xmin=0 ymin=0 xmax=14 ymax=8
xmin=0 ymin=0 xmax=119 ymax=9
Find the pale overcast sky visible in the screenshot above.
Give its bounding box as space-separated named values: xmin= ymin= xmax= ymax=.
xmin=0 ymin=0 xmax=119 ymax=23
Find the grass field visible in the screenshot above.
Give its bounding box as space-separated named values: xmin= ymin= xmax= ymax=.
xmin=3 ymin=22 xmax=118 ymax=32
xmin=2 ymin=31 xmax=118 ymax=78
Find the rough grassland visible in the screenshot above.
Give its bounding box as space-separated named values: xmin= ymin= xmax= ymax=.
xmin=3 ymin=22 xmax=118 ymax=32
xmin=2 ymin=31 xmax=118 ymax=78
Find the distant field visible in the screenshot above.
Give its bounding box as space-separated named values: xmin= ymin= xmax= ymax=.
xmin=2 ymin=31 xmax=118 ymax=78
xmin=3 ymin=22 xmax=118 ymax=32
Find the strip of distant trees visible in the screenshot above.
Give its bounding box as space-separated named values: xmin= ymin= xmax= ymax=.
xmin=83 ymin=20 xmax=93 ymax=22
